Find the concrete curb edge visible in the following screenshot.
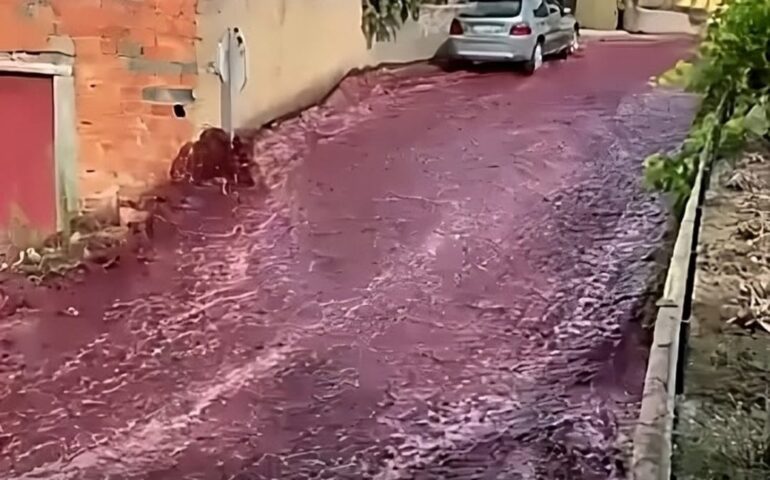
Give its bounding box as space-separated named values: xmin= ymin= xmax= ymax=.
xmin=632 ymin=92 xmax=729 ymax=480
xmin=580 ymin=31 xmax=697 ymax=44
xmin=631 ymin=162 xmax=705 ymax=479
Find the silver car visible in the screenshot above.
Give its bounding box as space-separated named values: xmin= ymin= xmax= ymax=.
xmin=447 ymin=0 xmax=580 ymax=74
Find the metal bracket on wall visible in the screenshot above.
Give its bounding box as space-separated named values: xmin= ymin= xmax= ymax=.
xmin=214 ymin=27 xmax=248 ymax=137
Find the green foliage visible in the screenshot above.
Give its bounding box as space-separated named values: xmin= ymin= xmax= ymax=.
xmin=690 ymin=1 xmax=770 ymax=108
xmin=644 ymin=0 xmax=770 ymax=211
xmin=657 ymin=59 xmax=696 ymax=88
xmin=361 ymin=0 xmax=423 ymax=48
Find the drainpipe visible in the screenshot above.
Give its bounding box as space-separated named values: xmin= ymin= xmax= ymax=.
xmin=213 ymin=27 xmax=248 ymax=138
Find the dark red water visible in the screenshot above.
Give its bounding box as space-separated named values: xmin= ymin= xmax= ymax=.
xmin=0 ymin=39 xmax=695 ymax=479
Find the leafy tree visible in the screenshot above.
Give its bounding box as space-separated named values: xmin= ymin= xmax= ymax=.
xmin=361 ymin=0 xmax=423 ymax=47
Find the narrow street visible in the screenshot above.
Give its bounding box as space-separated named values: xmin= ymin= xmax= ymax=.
xmin=0 ymin=39 xmax=694 ymax=479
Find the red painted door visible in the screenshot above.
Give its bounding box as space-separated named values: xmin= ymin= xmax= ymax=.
xmin=0 ymin=74 xmax=56 ymax=242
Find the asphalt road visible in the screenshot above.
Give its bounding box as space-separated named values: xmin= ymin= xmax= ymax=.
xmin=0 ymin=39 xmax=695 ymax=480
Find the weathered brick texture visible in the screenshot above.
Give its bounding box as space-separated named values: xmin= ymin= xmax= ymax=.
xmin=0 ymin=0 xmax=198 ymax=210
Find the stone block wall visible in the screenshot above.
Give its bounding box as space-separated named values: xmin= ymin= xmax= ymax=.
xmin=0 ymin=0 xmax=198 ymax=212
xmin=626 ymin=0 xmax=720 ymax=33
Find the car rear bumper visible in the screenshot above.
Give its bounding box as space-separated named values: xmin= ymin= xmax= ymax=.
xmin=446 ymin=35 xmax=535 ymax=62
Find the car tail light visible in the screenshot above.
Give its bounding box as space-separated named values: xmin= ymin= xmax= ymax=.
xmin=450 ymin=19 xmax=463 ymax=35
xmin=509 ymin=23 xmax=532 ymax=36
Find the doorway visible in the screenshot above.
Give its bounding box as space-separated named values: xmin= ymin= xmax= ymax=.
xmin=0 ymin=73 xmax=56 ymax=244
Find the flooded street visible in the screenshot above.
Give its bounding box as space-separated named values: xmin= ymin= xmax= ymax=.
xmin=0 ymin=39 xmax=695 ymax=479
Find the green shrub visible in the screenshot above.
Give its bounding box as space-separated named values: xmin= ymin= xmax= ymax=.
xmin=644 ymin=0 xmax=770 ymax=212
xmin=361 ymin=0 xmax=423 ymax=47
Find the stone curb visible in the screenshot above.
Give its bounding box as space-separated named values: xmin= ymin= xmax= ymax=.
xmin=580 ymin=31 xmax=696 ymax=44
xmin=631 ymin=158 xmax=706 ymax=479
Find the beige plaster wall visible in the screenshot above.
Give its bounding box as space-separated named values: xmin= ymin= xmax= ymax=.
xmin=368 ymin=6 xmax=461 ymax=66
xmin=576 ymin=0 xmax=619 ymax=30
xmin=193 ymin=0 xmax=459 ymax=132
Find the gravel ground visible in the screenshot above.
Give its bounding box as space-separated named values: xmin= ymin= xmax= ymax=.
xmin=677 ymin=145 xmax=770 ymax=479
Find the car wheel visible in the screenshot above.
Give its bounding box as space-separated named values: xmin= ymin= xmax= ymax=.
xmin=444 ymin=59 xmax=470 ymax=72
xmin=556 ymin=43 xmax=570 ymax=59
xmin=569 ymin=29 xmax=580 ymax=54
xmin=524 ymin=41 xmax=543 ymax=75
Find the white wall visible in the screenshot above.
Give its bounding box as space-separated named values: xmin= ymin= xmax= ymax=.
xmin=193 ymin=0 xmax=460 ymax=131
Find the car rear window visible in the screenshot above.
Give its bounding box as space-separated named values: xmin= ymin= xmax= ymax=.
xmin=460 ymin=1 xmax=523 ymax=18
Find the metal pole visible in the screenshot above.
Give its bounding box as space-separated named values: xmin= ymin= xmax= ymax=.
xmin=220 ymin=28 xmax=234 ymax=137
xmin=218 ymin=27 xmax=247 ymax=139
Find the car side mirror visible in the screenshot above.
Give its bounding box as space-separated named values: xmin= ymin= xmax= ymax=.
xmin=563 ymin=7 xmax=572 ymax=15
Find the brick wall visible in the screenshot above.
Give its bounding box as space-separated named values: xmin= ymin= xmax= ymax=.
xmin=0 ymin=0 xmax=198 ymax=212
